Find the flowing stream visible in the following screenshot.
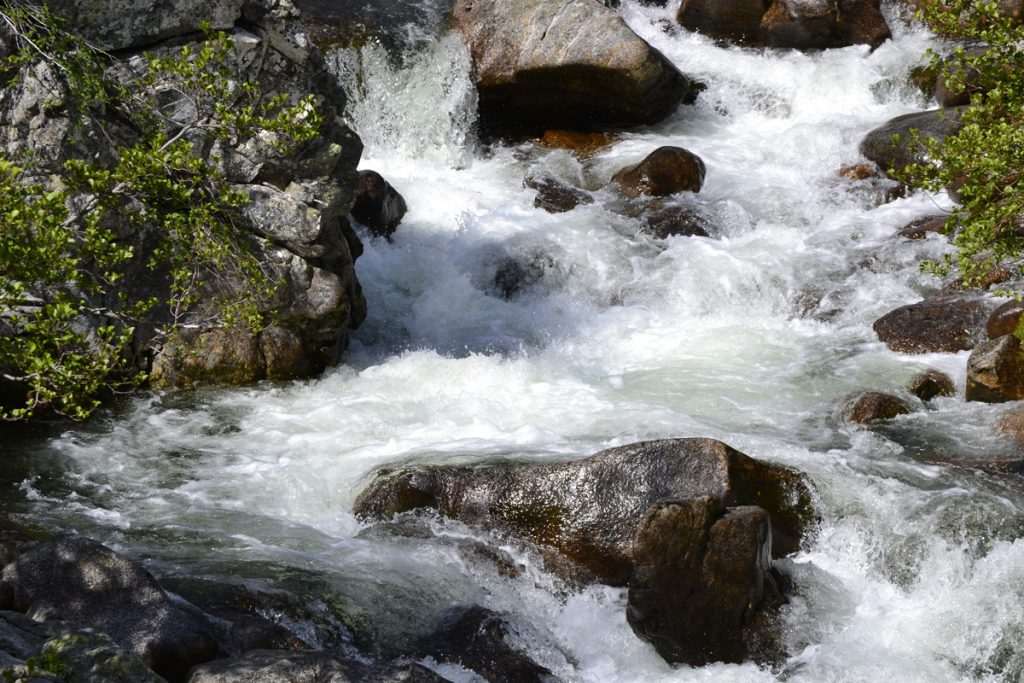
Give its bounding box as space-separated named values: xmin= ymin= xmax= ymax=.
xmin=5 ymin=2 xmax=1024 ymax=681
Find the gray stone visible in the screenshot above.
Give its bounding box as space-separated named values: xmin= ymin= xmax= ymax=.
xmin=860 ymin=108 xmax=966 ymax=177
xmin=451 ymin=0 xmax=696 ymax=130
xmin=0 ymin=536 xmax=217 ymax=681
xmin=187 ymin=650 xmax=447 ymax=683
xmin=873 ymin=293 xmax=991 ymax=354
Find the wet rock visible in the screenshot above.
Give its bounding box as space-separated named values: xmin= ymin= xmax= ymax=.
xmin=986 ymin=299 xmax=1024 ymax=340
xmin=640 ymin=204 xmax=712 ymax=239
xmin=355 ymin=438 xmax=817 ymax=585
xmin=0 ymin=611 xmax=60 ymax=660
xmin=187 ymin=649 xmax=446 ymax=683
xmin=493 ymin=256 xmax=548 ymax=300
xmin=838 ymin=163 xmax=877 ymax=180
xmin=0 ymin=535 xmax=218 ymax=681
xmin=930 ymin=455 xmax=1024 ymax=476
xmin=11 ymin=630 xmax=163 ymax=683
xmin=761 ymin=0 xmax=890 ymax=50
xmin=908 ymin=369 xmax=956 ymax=401
xmin=842 ymin=391 xmax=913 ymax=424
xmin=872 ymin=293 xmax=991 ymax=354
xmin=998 ymin=407 xmax=1024 ymax=443
xmin=933 ymin=43 xmax=989 ymax=107
xmin=540 ymin=129 xmax=619 ymax=157
xmin=421 ymin=606 xmax=557 ymax=683
xmin=525 ymin=176 xmax=594 ymax=214
xmin=898 ymin=215 xmax=948 ymax=240
xmin=678 ymin=0 xmax=888 ymax=48
xmin=611 ymin=147 xmax=706 ymax=198
xmin=351 ymin=170 xmax=408 ymax=241
xmin=259 ymin=326 xmax=313 ymax=380
xmin=966 ymin=334 xmax=1024 ymax=403
xmin=627 ymin=498 xmax=783 ymax=665
xmin=451 ymin=0 xmax=696 ymax=131
xmin=678 ymin=0 xmax=770 ymax=45
xmin=860 ymin=108 xmax=966 ymax=177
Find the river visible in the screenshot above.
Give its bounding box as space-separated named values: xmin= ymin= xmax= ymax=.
xmin=4 ymin=1 xmax=1024 ymax=680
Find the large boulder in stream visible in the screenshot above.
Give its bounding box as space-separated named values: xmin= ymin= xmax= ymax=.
xmin=351 ymin=170 xmax=408 ymax=241
xmin=872 ymin=293 xmax=992 ymax=354
xmin=966 ymin=334 xmax=1024 ymax=403
xmin=354 ymin=438 xmax=816 ymax=585
xmin=0 ymin=535 xmax=218 ymax=681
xmin=678 ymin=0 xmax=890 ymax=49
xmin=451 ymin=0 xmax=696 ymax=131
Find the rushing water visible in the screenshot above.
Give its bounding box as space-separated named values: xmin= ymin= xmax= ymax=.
xmin=5 ymin=2 xmax=1024 ymax=681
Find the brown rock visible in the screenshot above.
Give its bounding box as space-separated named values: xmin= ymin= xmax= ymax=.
xmin=986 ymin=299 xmax=1024 ymax=339
xmin=860 ymin=108 xmax=965 ymax=177
xmin=354 ymin=438 xmax=816 ymax=585
xmin=524 ymin=176 xmax=594 ymax=213
xmin=966 ymin=334 xmax=1024 ymax=402
xmin=907 ymin=369 xmax=956 ymax=401
xmin=627 ymin=498 xmax=782 ymax=666
xmin=259 ymin=326 xmax=312 ymax=380
xmin=678 ymin=0 xmax=770 ymax=45
xmin=760 ymin=0 xmax=889 ymax=49
xmin=898 ymin=215 xmax=948 ymax=240
xmin=998 ymin=407 xmax=1024 ymax=442
xmin=540 ymin=129 xmax=619 ymax=157
xmin=843 ymin=391 xmax=913 ymax=424
xmin=150 ymin=328 xmax=266 ymax=389
xmin=839 ymin=163 xmax=876 ymax=180
xmin=611 ymin=147 xmax=706 ymax=198
xmin=872 ymin=293 xmax=991 ymax=354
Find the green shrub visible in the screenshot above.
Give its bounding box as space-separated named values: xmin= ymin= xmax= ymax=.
xmin=0 ymin=3 xmax=324 ymax=420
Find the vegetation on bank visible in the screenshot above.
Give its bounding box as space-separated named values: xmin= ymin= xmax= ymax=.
xmin=902 ymin=0 xmax=1024 ymax=294
xmin=0 ymin=4 xmax=323 ymax=420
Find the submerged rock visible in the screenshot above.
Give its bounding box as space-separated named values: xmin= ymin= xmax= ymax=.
xmin=639 ymin=204 xmax=712 ymax=239
xmin=611 ymin=147 xmax=706 ymax=198
xmin=451 ymin=0 xmax=696 ymax=131
xmin=0 ymin=535 xmax=217 ymax=681
xmin=351 ymin=170 xmax=408 ymax=241
xmin=842 ymin=391 xmax=913 ymax=424
xmin=355 ymin=438 xmax=816 ymax=585
xmin=627 ymin=498 xmax=783 ymax=665
xmin=872 ymin=293 xmax=991 ymax=354
xmin=897 ymin=215 xmax=948 ymax=240
xmin=421 ymin=606 xmax=557 ymax=683
xmin=525 ymin=176 xmax=594 ymax=214
xmin=907 ymin=369 xmax=956 ymax=401
xmin=966 ymin=334 xmax=1024 ymax=403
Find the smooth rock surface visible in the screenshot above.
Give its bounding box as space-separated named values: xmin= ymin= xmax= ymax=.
xmin=611 ymin=147 xmax=706 ymax=198
xmin=843 ymin=391 xmax=913 ymax=424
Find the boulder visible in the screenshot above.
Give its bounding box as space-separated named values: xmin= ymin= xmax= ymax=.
xmin=986 ymin=299 xmax=1024 ymax=339
xmin=421 ymin=606 xmax=557 ymax=683
xmin=0 ymin=535 xmax=218 ymax=681
xmin=678 ymin=0 xmax=889 ymax=48
xmin=627 ymin=498 xmax=783 ymax=665
xmin=611 ymin=147 xmax=706 ymax=198
xmin=451 ymin=0 xmax=696 ymax=131
xmin=187 ymin=650 xmax=447 ymax=683
xmin=860 ymin=108 xmax=966 ymax=177
xmin=525 ymin=176 xmax=593 ymax=213
xmin=351 ymin=170 xmax=408 ymax=241
xmin=872 ymin=293 xmax=991 ymax=354
xmin=842 ymin=391 xmax=912 ymax=424
xmin=354 ymin=438 xmax=816 ymax=585
xmin=897 ymin=215 xmax=948 ymax=240
xmin=966 ymin=334 xmax=1024 ymax=402
xmin=3 ymin=630 xmax=164 ymax=683
xmin=907 ymin=369 xmax=956 ymax=401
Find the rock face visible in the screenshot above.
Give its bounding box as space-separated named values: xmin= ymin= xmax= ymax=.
xmin=627 ymin=498 xmax=783 ymax=665
xmin=351 ymin=170 xmax=408 ymax=240
xmin=873 ymin=293 xmax=991 ymax=354
xmin=966 ymin=334 xmax=1024 ymax=402
xmin=842 ymin=391 xmax=912 ymax=424
xmin=678 ymin=0 xmax=889 ymax=49
xmin=451 ymin=0 xmax=696 ymax=131
xmin=611 ymin=147 xmax=706 ymax=198
xmin=0 ymin=535 xmax=218 ymax=681
xmin=0 ymin=0 xmax=367 ymax=394
xmin=860 ymin=108 xmax=966 ymax=176
xmin=355 ymin=438 xmax=815 ymax=585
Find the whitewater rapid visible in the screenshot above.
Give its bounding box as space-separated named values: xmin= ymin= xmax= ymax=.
xmin=6 ymin=2 xmax=1024 ymax=680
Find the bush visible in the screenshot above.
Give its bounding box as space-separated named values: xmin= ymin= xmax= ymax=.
xmin=0 ymin=3 xmax=323 ymax=420
xmin=902 ymin=0 xmax=1024 ymax=291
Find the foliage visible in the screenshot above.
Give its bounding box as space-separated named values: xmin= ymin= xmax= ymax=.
xmin=0 ymin=2 xmax=325 ymax=420
xmin=901 ymin=0 xmax=1024 ymax=291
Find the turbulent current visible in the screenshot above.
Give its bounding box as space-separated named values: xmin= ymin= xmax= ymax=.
xmin=6 ymin=2 xmax=1024 ymax=681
